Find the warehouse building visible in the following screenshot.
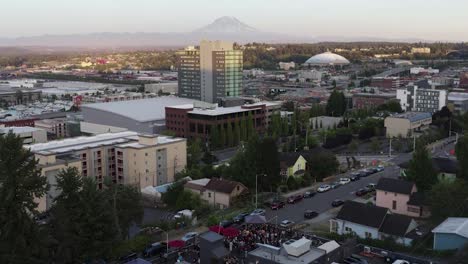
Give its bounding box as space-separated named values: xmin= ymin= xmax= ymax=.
xmin=80 ymin=96 xmax=202 ymax=135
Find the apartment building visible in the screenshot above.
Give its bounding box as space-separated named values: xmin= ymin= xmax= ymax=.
xmin=397 ymin=85 xmax=447 ymax=113
xmin=28 ymin=131 xmax=187 ymax=191
xmin=177 ymin=40 xmax=243 ymax=103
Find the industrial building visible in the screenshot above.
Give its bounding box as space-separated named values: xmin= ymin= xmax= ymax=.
xmin=28 ymin=131 xmax=187 ymax=211
xmin=384 ymin=112 xmax=432 ymax=138
xmin=352 ymin=93 xmax=396 ymax=109
xmin=80 ymin=96 xmax=201 ymax=135
xmin=0 ymin=126 xmax=47 ymax=144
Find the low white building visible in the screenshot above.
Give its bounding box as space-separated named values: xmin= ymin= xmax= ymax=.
xmin=384 ymin=112 xmax=432 ymax=138
xmin=278 ymin=62 xmax=296 ymax=71
xmin=0 ymin=126 xmax=47 ymax=144
xmin=410 ymin=67 xmax=439 ymax=75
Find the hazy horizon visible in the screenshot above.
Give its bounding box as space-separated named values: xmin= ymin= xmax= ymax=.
xmin=2 ymin=0 xmax=468 ymax=42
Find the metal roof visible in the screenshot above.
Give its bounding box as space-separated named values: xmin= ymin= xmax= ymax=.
xmin=432 ymin=217 xmax=468 ymax=238
xmin=82 ymin=96 xmax=202 ymax=122
xmin=392 ymin=112 xmax=432 ymax=122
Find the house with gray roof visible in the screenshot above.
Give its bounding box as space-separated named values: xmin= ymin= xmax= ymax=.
xmin=432 ymin=218 xmax=468 ymax=250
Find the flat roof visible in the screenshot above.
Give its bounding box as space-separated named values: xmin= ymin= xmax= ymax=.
xmin=188 ymin=105 xmax=260 ymax=116
xmin=448 ymin=92 xmax=468 ymax=101
xmin=82 ymin=96 xmax=202 ymax=122
xmin=249 ymin=245 xmax=325 ymax=264
xmin=0 ymin=126 xmax=44 ymax=134
xmin=390 ymin=112 xmax=432 ymax=122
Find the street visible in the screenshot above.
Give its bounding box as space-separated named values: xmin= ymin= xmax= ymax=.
xmin=264 ymin=165 xmax=401 ymax=223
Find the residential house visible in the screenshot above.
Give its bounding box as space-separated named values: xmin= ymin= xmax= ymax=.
xmin=432 ymin=218 xmax=468 ymax=250
xmin=185 ymin=178 xmax=248 ymax=209
xmin=279 ymin=153 xmax=307 ymax=178
xmin=330 ymin=201 xmax=419 ymax=246
xmin=376 ymin=178 xmax=430 ymax=218
xmin=400 ymin=157 xmax=458 ymax=183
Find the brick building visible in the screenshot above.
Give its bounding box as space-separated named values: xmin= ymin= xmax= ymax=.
xmin=352 ymin=93 xmax=396 ymax=109
xmin=165 ymin=102 xmax=268 ymax=142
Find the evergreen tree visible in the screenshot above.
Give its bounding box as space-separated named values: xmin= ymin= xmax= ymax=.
xmin=220 ymin=124 xmax=226 ymax=148
xmin=227 ymin=122 xmax=234 ymax=147
xmin=240 ymin=117 xmax=247 ymax=141
xmin=246 ymin=112 xmax=255 ymax=140
xmin=326 ymin=90 xmax=346 ymax=116
xmin=50 ymin=169 xmax=119 ymax=262
xmin=0 ymin=132 xmax=49 ymax=263
xmin=456 ymin=135 xmax=468 ymax=181
xmin=187 ymin=138 xmax=203 ymax=168
xmin=210 ymin=124 xmax=220 ymax=149
xmin=406 ymin=143 xmax=438 ymax=192
xmin=234 ymin=121 xmax=241 ymax=146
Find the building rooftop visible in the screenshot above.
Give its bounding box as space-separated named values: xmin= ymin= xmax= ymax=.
xmin=188 ymin=105 xmax=262 ymax=116
xmin=448 ymin=92 xmax=468 ymax=102
xmin=379 ymin=214 xmax=415 ymax=237
xmin=390 ymin=112 xmax=432 ymax=122
xmin=249 ymin=243 xmax=326 ymax=264
xmin=82 ymin=96 xmax=201 ymax=122
xmin=27 ymin=131 xmax=182 ymax=154
xmin=0 ymin=126 xmax=44 ymax=134
xmin=304 ymin=52 xmax=350 ymax=66
xmin=204 ymin=178 xmax=246 ymax=194
xmin=376 ymin=178 xmax=414 ymax=195
xmin=336 ymin=201 xmax=388 ymax=228
xmin=432 ymin=217 xmax=468 ymax=239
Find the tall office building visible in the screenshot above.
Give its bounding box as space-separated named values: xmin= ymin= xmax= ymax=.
xmin=177 ymin=40 xmax=243 ymax=103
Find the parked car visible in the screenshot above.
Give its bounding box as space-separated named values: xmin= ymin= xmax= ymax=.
xmin=303 ymin=191 xmax=316 ymax=198
xmin=355 ymin=188 xmax=370 ymax=196
xmin=317 ymin=184 xmax=331 ymax=193
xmin=376 ymin=165 xmax=385 ymax=172
xmin=119 ymin=252 xmax=137 ymax=263
xmin=250 ymin=209 xmax=266 ymax=216
xmin=359 ymin=170 xmax=371 ymax=177
xmin=339 ymin=177 xmax=351 ymax=185
xmin=220 ymin=220 xmax=233 ymax=228
xmin=304 ymin=210 xmax=319 ymax=219
xmin=332 ymin=199 xmax=345 ymax=207
xmin=270 ymin=201 xmax=285 ymax=210
xmin=233 ymin=212 xmax=250 ymax=223
xmin=142 ymin=242 xmax=167 ymax=258
xmin=280 ymin=220 xmax=295 ymax=228
xmin=367 ymin=183 xmax=376 ymax=191
xmin=330 ymin=182 xmax=341 ymax=189
xmin=181 ymin=232 xmax=198 ymax=244
xmin=350 ymin=174 xmax=360 ymax=181
xmin=287 ymin=195 xmax=303 ymax=204
xmin=370 ymin=167 xmax=379 ymax=174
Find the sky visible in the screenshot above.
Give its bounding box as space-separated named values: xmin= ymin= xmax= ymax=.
xmin=2 ymin=0 xmax=467 ymax=41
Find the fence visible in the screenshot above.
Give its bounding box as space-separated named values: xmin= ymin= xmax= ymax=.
xmin=355 ymin=244 xmax=441 ymax=264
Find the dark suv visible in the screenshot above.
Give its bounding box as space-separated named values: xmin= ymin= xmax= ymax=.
xmin=270 ymin=201 xmax=285 ymax=210
xmin=143 ymin=242 xmax=167 ymax=258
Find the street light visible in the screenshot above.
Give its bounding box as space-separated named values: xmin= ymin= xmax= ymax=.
xmin=161 ymin=230 xmax=169 ymax=253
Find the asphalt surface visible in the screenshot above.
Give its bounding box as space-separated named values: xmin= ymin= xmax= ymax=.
xmin=264 ymin=165 xmax=401 ymax=223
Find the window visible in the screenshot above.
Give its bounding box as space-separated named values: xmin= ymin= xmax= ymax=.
xmin=208 ymin=192 xmax=211 ymax=198
xmin=237 ymin=186 xmax=240 ymax=191
xmin=365 ymin=232 xmax=372 ymax=239
xmin=345 ymin=227 xmax=353 ymax=232
xmin=392 ymin=200 xmax=397 ymax=210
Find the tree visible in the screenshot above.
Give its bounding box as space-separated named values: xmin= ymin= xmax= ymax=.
xmin=104 ymin=179 xmax=144 ymax=240
xmin=370 ymin=138 xmax=380 ymax=153
xmin=405 ymin=143 xmax=438 ymax=192
xmin=456 ymin=135 xmax=468 ymax=181
xmin=307 ymin=151 xmax=339 ymax=181
xmin=0 ymin=132 xmax=48 ymax=263
xmin=256 ymin=137 xmax=281 ymax=191
xmin=50 ymin=169 xmax=119 ymax=262
xmin=210 ymin=124 xmax=220 ymax=149
xmin=429 ymin=180 xmax=468 ymax=224
xmin=226 ymin=122 xmax=234 ymax=147
xmin=219 ymin=124 xmax=226 ymax=148
xmin=326 ymin=90 xmax=346 ymax=116
xmin=187 ymin=138 xmax=203 ymax=168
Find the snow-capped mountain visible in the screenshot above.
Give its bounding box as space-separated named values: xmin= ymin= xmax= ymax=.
xmin=194 ymin=16 xmax=257 ymax=33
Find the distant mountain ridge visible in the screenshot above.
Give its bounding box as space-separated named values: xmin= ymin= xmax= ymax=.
xmin=0 ymin=16 xmax=445 ymax=50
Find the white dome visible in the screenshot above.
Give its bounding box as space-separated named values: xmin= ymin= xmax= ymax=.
xmin=304 ymin=52 xmax=350 ymax=66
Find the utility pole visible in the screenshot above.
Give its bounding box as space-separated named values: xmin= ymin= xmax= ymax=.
xmin=413 ymin=135 xmax=416 ymax=151
xmin=389 ymin=138 xmax=392 ymax=157
xmin=255 ymin=174 xmax=258 ymax=209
